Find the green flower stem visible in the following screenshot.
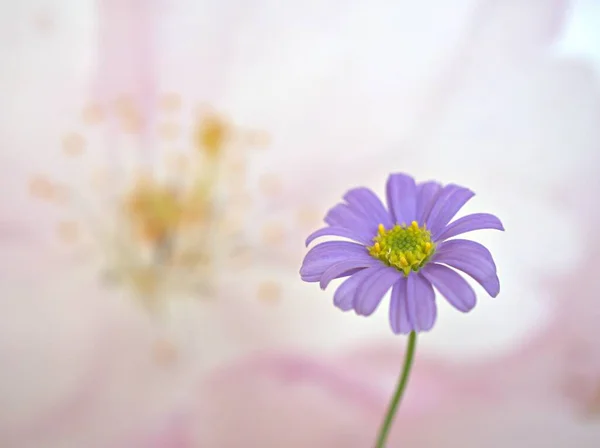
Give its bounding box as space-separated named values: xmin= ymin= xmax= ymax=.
xmin=374 ymin=331 xmax=417 ymax=448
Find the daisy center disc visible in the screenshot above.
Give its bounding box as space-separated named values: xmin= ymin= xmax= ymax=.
xmin=368 ymin=221 xmax=436 ymax=276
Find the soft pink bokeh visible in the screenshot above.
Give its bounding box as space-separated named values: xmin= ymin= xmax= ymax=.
xmin=1 ymin=0 xmax=600 ymax=446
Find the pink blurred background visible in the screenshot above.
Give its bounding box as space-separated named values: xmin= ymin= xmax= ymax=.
xmin=1 ymin=0 xmax=600 ymax=446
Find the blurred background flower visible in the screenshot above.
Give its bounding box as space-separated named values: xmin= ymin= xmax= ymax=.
xmin=1 ymin=0 xmax=600 ymax=447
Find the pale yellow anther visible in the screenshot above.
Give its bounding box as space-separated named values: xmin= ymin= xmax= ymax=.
xmin=374 ymin=242 xmax=381 ymax=252
xmin=378 ymin=223 xmax=385 ymax=234
xmin=399 ymin=256 xmax=408 ymax=267
xmin=424 ymin=242 xmax=432 ymax=251
xmin=411 ymin=221 xmax=419 ymax=229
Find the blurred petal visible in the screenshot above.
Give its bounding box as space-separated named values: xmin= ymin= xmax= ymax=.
xmin=389 ymin=277 xmax=410 ymax=334
xmin=333 ymin=267 xmax=378 ymax=312
xmin=389 ymin=274 xmax=437 ymax=334
xmin=416 ymin=181 xmax=442 ymax=224
xmin=426 ymin=185 xmax=475 ymax=236
xmin=466 ymin=0 xmax=570 ymax=63
xmin=407 ymin=273 xmax=437 ymax=332
xmin=435 ymin=213 xmax=504 ymax=241
xmin=385 ymin=173 xmax=417 ymax=225
xmin=343 ymin=187 xmax=393 ymax=228
xmin=434 ymin=239 xmax=500 ymax=297
xmin=422 ymin=263 xmax=476 ymax=312
xmin=300 ymin=241 xmax=370 ymax=282
xmin=320 ymin=258 xmax=380 ymax=290
xmin=354 ymin=266 xmax=401 ymax=316
xmin=305 ymin=226 xmax=372 ymax=246
xmin=324 ymin=203 xmax=377 ymax=238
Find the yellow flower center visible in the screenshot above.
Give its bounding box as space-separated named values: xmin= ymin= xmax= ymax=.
xmin=118 ymin=176 xmax=215 ymax=305
xmin=124 ymin=178 xmax=185 ymax=244
xmin=368 ymin=221 xmax=435 ymax=276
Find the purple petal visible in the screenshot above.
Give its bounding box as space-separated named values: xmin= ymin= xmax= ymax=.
xmin=385 ymin=173 xmax=417 ymax=225
xmin=416 ymin=181 xmax=442 ymax=224
xmin=300 ymin=241 xmax=370 ymax=282
xmin=324 ymin=203 xmax=377 ymax=237
xmin=305 ymin=226 xmax=372 ymax=246
xmin=354 ymin=266 xmax=402 ymax=316
xmin=390 ymin=274 xmax=437 ymax=334
xmin=421 ymin=263 xmax=476 ymax=312
xmin=406 ymin=274 xmax=437 ymax=332
xmin=320 ymin=258 xmax=381 ymax=289
xmin=435 ymin=239 xmax=497 ymax=269
xmin=333 ymin=267 xmax=378 ymax=311
xmin=433 ymin=239 xmax=500 ymax=297
xmin=426 ymin=185 xmax=475 ymax=236
xmin=434 ymin=213 xmax=504 ymax=242
xmin=389 ymin=277 xmax=410 ymax=334
xmin=343 ymin=187 xmax=393 ymax=229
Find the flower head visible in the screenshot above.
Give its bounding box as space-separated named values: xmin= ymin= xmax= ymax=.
xmin=29 ymin=100 xmax=273 ymax=310
xmin=300 ymin=173 xmax=504 ymax=334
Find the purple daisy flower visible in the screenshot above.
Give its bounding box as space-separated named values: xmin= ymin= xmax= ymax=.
xmin=300 ymin=173 xmax=504 ymax=334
